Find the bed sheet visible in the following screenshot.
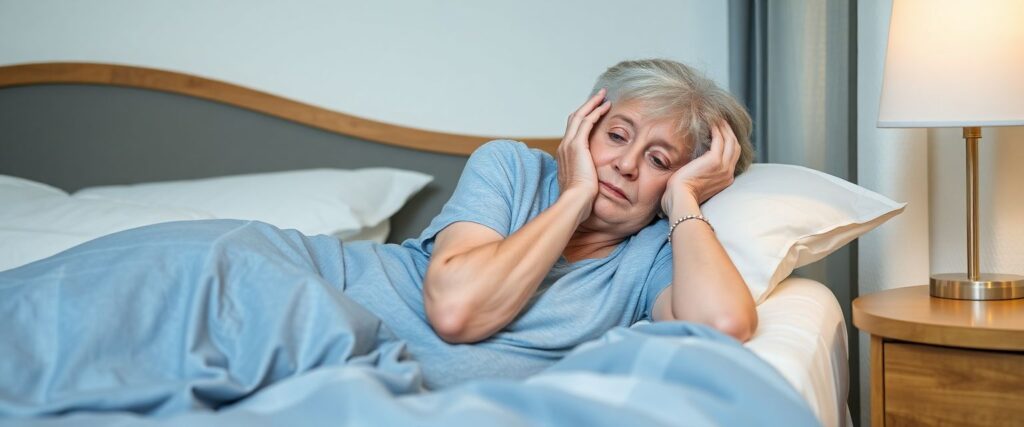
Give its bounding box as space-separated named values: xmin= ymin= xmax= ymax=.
xmin=746 ymin=276 xmax=850 ymax=427
xmin=0 ymin=220 xmax=819 ymax=425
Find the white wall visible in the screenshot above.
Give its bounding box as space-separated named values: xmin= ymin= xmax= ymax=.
xmin=0 ymin=0 xmax=732 ymax=138
xmin=929 ymin=126 xmax=1024 ymax=275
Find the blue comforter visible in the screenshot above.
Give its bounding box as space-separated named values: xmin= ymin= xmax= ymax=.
xmin=0 ymin=220 xmax=817 ymax=426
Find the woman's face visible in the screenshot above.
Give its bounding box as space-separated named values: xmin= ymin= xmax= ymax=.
xmin=587 ymin=98 xmax=690 ymax=232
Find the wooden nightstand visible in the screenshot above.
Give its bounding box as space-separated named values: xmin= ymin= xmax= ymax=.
xmin=853 ymin=285 xmax=1024 ymax=426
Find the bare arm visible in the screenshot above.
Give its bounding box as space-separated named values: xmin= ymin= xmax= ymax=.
xmin=424 ymin=190 xmax=591 ymax=343
xmin=651 ymin=193 xmax=757 ymax=341
xmin=652 ymin=121 xmax=757 ymax=342
xmin=423 ymin=90 xmax=611 ymax=344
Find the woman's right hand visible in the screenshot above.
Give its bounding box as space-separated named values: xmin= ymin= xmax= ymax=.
xmin=556 ymin=88 xmax=612 ymax=222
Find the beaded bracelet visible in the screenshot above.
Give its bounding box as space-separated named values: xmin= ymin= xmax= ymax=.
xmin=667 ymin=214 xmax=714 ymax=243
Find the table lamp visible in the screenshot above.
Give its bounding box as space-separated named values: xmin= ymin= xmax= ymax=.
xmin=878 ymin=0 xmax=1024 ymax=300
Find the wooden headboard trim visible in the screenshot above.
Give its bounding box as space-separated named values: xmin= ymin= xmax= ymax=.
xmin=0 ymin=62 xmax=560 ymax=156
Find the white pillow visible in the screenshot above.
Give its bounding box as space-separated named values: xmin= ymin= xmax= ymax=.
xmin=0 ymin=186 xmax=215 ymax=271
xmin=75 ymin=168 xmax=433 ymax=238
xmin=703 ymin=164 xmax=905 ymax=304
xmin=337 ymin=218 xmax=391 ymax=243
xmin=0 ymin=175 xmax=68 ymax=200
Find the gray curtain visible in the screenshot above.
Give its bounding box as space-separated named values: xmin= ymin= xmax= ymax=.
xmin=729 ymin=0 xmax=858 ymax=424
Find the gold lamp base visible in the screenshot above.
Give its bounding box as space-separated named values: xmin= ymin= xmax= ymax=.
xmin=928 ymin=127 xmax=1024 ymax=301
xmin=930 ymin=273 xmax=1024 ymax=300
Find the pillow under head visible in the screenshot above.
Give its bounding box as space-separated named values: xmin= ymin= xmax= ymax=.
xmin=703 ymin=163 xmax=905 ymax=303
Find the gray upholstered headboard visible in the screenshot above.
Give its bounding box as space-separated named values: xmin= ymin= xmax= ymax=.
xmin=0 ymin=63 xmax=560 ymax=243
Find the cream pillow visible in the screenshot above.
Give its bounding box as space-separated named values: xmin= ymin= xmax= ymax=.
xmin=703 ymin=164 xmax=905 ymax=304
xmin=0 ymin=180 xmax=215 ymax=272
xmin=0 ymin=175 xmax=68 ymax=200
xmin=75 ymin=168 xmax=432 ymax=239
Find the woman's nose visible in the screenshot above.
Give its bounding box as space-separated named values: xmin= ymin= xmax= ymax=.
xmin=613 ymin=153 xmax=639 ymax=179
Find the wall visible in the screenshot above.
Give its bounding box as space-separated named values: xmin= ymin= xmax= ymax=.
xmin=929 ymin=126 xmax=1024 ymax=276
xmin=0 ymin=0 xmax=731 ymax=138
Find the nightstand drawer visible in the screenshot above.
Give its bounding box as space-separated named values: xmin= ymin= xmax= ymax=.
xmin=884 ymin=342 xmax=1024 ymax=426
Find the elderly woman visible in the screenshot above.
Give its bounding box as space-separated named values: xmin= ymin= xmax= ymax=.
xmin=0 ymin=59 xmax=756 ymax=411
xmin=391 ymin=58 xmax=757 ymax=386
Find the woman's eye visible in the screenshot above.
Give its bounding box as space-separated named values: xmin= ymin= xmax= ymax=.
xmin=608 ymin=132 xmax=626 ymax=142
xmin=650 ymin=156 xmax=669 ymax=170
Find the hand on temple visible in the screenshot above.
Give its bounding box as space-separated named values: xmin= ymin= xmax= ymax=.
xmin=661 ymin=120 xmax=741 ymax=216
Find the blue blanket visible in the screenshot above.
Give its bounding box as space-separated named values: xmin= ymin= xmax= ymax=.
xmin=0 ymin=220 xmax=817 ymax=426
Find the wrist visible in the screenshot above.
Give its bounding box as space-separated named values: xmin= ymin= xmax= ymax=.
xmin=559 ymin=187 xmax=596 ymax=225
xmin=667 ymin=213 xmax=714 ymax=243
xmin=665 ymin=188 xmax=700 ymax=218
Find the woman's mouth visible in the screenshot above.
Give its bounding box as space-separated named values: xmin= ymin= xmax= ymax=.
xmin=599 ymin=181 xmax=628 ymax=201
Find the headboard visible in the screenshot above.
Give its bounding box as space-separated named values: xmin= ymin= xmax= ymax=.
xmin=0 ymin=62 xmax=561 ymax=243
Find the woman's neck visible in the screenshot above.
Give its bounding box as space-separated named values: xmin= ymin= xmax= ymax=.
xmin=562 ymin=226 xmax=627 ymax=263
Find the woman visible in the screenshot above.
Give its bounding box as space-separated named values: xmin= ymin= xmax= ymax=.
xmin=0 ymin=59 xmax=756 ymax=413
xmin=376 ymin=58 xmax=757 ymax=387
xmin=422 ymin=59 xmax=756 ymax=344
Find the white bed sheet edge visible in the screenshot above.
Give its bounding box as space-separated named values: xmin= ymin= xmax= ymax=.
xmin=746 ymin=276 xmax=850 ymax=427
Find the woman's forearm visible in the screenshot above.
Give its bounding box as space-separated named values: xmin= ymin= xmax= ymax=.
xmin=666 ymin=194 xmax=757 ymax=341
xmin=424 ymin=189 xmax=592 ymax=343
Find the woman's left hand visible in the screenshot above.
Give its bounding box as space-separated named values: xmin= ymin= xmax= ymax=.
xmin=661 ymin=120 xmax=741 ymax=214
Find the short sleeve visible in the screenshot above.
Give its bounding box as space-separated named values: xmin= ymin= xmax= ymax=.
xmin=638 ymin=241 xmax=673 ymax=321
xmin=412 ymin=140 xmax=524 ymax=253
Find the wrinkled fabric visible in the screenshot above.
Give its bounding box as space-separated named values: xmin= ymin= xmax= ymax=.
xmin=0 ymin=220 xmax=816 ymax=426
xmin=0 ymin=220 xmax=421 ymax=417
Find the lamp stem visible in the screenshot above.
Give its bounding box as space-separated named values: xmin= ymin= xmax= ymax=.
xmin=964 ymin=126 xmax=981 ymax=280
xmin=926 ymin=127 xmax=1021 ymax=300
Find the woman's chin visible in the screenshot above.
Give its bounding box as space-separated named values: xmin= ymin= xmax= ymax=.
xmin=590 ymin=197 xmax=648 ymax=230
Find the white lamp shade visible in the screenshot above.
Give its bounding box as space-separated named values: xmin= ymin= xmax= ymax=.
xmin=878 ymin=0 xmax=1024 ymax=128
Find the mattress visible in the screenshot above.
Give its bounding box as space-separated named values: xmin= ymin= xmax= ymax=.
xmin=746 ymin=277 xmax=850 ymax=427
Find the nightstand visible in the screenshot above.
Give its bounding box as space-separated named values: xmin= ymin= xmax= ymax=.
xmin=853 ymin=285 xmax=1024 ymax=426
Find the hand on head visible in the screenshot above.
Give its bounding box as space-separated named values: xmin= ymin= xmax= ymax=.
xmin=660 ymin=120 xmax=741 ymax=215
xmin=556 ymin=88 xmax=612 ymax=210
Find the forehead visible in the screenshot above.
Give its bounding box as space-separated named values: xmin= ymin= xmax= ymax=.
xmin=605 ymin=98 xmax=688 ymax=148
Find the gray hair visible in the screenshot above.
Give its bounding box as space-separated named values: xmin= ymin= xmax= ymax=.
xmin=591 ymin=59 xmax=754 ymax=174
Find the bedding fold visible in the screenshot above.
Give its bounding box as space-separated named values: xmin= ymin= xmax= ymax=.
xmin=0 ymin=220 xmax=816 ymax=426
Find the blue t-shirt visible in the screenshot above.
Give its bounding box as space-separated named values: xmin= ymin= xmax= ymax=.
xmin=341 ymin=140 xmax=674 ymax=389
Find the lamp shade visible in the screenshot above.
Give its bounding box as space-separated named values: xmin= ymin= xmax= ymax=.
xmin=878 ymin=0 xmax=1024 ymax=128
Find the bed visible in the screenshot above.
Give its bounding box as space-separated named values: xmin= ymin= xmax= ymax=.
xmin=749 ymin=277 xmax=851 ymax=427
xmin=0 ymin=62 xmax=853 ymax=426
